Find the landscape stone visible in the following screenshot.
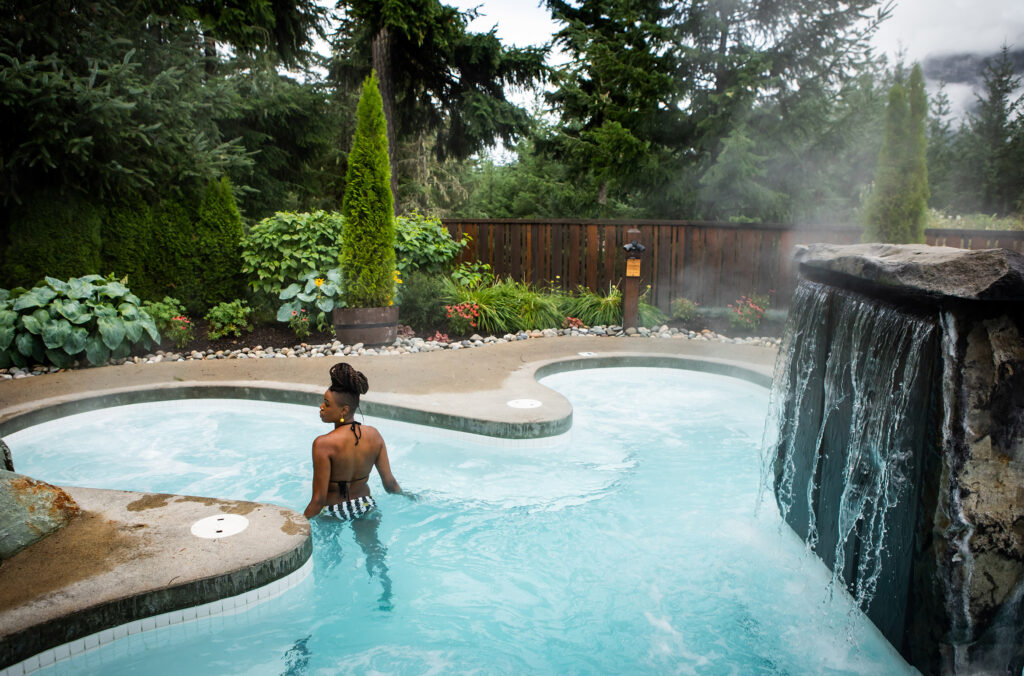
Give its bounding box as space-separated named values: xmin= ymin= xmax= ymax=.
xmin=0 ymin=471 xmax=80 ymax=560
xmin=795 ymin=243 xmax=1024 ymax=302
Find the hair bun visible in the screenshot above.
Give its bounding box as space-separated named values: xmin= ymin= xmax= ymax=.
xmin=329 ymin=362 xmax=368 ymax=395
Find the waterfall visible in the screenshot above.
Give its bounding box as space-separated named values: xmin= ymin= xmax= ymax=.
xmin=767 ymin=243 xmax=1024 ymax=674
xmin=763 ymin=280 xmax=942 ymax=646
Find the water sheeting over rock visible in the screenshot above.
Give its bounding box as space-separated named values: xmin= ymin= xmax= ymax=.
xmin=766 ymin=244 xmax=1024 ymax=675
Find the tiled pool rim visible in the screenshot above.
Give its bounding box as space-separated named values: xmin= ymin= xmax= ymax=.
xmin=0 ymin=354 xmax=773 ymax=674
xmin=0 ymin=557 xmax=314 ymax=676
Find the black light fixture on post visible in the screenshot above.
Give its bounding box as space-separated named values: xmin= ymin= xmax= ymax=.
xmin=622 ymin=227 xmax=645 ymax=329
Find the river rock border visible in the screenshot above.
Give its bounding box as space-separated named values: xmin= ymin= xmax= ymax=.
xmin=1 ymin=325 xmax=781 ymax=380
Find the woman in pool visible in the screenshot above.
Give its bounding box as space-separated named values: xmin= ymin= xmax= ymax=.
xmin=303 ymin=362 xmax=405 ymax=519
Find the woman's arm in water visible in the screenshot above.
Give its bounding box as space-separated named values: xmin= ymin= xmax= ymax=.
xmin=303 ymin=438 xmax=332 ymax=518
xmin=375 ymin=442 xmax=408 ymax=496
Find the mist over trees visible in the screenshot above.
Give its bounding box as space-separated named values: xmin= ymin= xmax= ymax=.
xmin=1 ymin=0 xmax=1022 ymax=241
xmin=864 ymin=64 xmax=929 ymax=243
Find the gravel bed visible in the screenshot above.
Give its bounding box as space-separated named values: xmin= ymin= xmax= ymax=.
xmin=0 ymin=325 xmax=781 ymax=380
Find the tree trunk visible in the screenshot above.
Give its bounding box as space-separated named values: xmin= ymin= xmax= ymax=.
xmin=203 ymin=32 xmax=217 ymax=78
xmin=371 ymin=25 xmax=401 ymax=215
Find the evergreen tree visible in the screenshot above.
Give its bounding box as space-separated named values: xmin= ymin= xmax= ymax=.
xmin=542 ymin=0 xmax=891 ymax=219
xmin=926 ymin=83 xmax=956 ymax=211
xmin=966 ymin=46 xmax=1023 ymax=215
xmin=542 ymin=0 xmax=686 ymax=213
xmin=864 ymin=64 xmax=929 ymax=243
xmin=698 ymin=126 xmax=786 ymax=221
xmin=340 ymin=72 xmax=396 ymax=308
xmin=331 ymin=0 xmax=546 ymax=212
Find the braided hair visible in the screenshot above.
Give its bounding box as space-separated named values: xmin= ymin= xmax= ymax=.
xmin=328 ymin=362 xmax=369 ymax=412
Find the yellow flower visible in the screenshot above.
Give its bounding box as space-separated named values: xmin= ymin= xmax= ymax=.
xmin=388 ymin=299 xmax=394 ymax=306
xmin=393 ymin=270 xmax=402 ymax=284
xmin=314 ymin=278 xmax=325 ymax=287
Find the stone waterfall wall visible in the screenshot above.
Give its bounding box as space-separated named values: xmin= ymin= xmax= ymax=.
xmin=769 ymin=244 xmax=1024 ymax=675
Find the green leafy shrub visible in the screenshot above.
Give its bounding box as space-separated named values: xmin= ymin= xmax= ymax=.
xmin=0 ymin=275 xmax=159 ymax=368
xmin=204 ymin=300 xmax=253 ymax=339
xmin=395 ymin=212 xmax=468 ymax=275
xmin=670 ymin=297 xmax=700 ymax=322
xmin=277 ymin=269 xmax=345 ymax=334
xmin=398 ymin=271 xmax=447 ymax=333
xmin=728 ymin=294 xmax=770 ymax=331
xmin=450 ymin=262 xmax=495 ymax=289
xmin=340 ymin=72 xmax=396 ymax=308
xmin=562 ymin=285 xmax=623 ymax=326
xmin=142 ymin=297 xmax=188 ymax=335
xmin=241 ymin=211 xmax=346 ymax=296
xmin=1 ymin=191 xmax=103 ymax=287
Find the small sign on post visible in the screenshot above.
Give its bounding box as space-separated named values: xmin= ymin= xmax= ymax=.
xmin=622 ymin=228 xmax=645 ymax=329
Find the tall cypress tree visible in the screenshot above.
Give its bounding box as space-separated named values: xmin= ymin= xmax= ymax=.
xmin=340 ymin=71 xmax=396 ymax=308
xmin=864 ymin=64 xmax=929 ymax=243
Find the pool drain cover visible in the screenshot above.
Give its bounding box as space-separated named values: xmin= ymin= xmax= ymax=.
xmin=507 ymin=399 xmax=542 ymax=409
xmin=191 ymin=513 xmax=249 ymax=539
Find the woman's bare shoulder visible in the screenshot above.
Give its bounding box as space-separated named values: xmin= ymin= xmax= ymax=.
xmin=313 ymin=428 xmax=344 ymax=448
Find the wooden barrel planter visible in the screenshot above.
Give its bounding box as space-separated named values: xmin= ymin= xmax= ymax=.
xmin=332 ymin=306 xmax=398 ymax=347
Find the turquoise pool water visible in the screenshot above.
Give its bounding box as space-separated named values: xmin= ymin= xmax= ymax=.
xmin=7 ymin=367 xmax=913 ymax=674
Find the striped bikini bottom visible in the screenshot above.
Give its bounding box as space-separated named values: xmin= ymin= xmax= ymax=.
xmin=319 ymin=495 xmax=377 ymax=521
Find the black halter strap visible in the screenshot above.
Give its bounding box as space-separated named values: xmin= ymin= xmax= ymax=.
xmin=346 ymin=419 xmax=362 ymax=445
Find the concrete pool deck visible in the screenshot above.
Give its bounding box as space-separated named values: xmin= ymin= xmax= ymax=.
xmin=0 ymin=336 xmax=777 ymax=672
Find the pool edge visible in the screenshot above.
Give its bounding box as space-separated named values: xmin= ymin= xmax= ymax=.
xmin=0 ymin=353 xmax=772 ymax=441
xmin=0 ymin=487 xmax=312 ymax=674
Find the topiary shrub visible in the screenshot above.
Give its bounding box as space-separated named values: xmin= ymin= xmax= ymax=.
xmin=241 ymin=211 xmax=345 ymax=297
xmin=186 ymin=176 xmax=245 ymax=312
xmin=101 ymin=194 xmax=160 ymax=300
xmin=1 ymin=191 xmax=103 ymax=287
xmin=0 ymin=275 xmax=159 ymax=369
xmin=148 ymin=198 xmax=199 ymax=303
xmin=340 ymin=71 xmax=396 ymax=308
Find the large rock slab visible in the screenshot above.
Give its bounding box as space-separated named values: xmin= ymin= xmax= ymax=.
xmin=0 ymin=470 xmax=80 ymax=560
xmin=794 ymin=243 xmax=1024 ymax=302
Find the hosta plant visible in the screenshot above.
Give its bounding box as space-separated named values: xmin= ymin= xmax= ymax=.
xmin=277 ymin=268 xmax=346 ymax=334
xmin=0 ymin=275 xmax=159 ymax=369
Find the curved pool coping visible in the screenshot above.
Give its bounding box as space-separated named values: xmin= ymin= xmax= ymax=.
xmin=0 ymin=353 xmax=773 ymax=441
xmin=0 ymin=346 xmax=777 ymax=673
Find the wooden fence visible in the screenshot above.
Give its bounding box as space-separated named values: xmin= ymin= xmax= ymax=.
xmin=441 ymin=219 xmax=1024 ymax=311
